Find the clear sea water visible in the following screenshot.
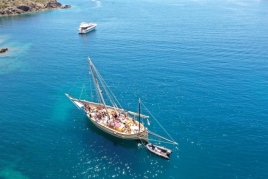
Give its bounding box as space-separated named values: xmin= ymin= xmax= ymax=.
xmin=0 ymin=0 xmax=268 ymax=178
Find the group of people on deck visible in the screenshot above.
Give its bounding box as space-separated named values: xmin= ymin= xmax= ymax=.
xmin=84 ymin=103 xmax=132 ymax=132
xmin=85 ymin=104 xmax=107 ymax=121
xmin=107 ymin=110 xmax=129 ymax=130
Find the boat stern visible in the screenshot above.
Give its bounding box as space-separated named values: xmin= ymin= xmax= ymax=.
xmin=137 ymin=129 xmax=149 ymax=143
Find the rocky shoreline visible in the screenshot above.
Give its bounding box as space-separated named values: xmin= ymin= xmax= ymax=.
xmin=0 ymin=0 xmax=71 ymax=16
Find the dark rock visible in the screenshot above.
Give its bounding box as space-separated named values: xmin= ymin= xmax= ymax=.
xmin=0 ymin=48 xmax=8 ymax=54
xmin=45 ymin=0 xmax=62 ymax=9
xmin=62 ymin=5 xmax=71 ymax=9
xmin=17 ymin=6 xmax=30 ymax=12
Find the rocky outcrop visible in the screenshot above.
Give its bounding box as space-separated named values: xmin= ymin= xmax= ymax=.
xmin=1 ymin=6 xmax=22 ymax=15
xmin=45 ymin=0 xmax=62 ymax=9
xmin=0 ymin=0 xmax=70 ymax=16
xmin=62 ymin=5 xmax=71 ymax=9
xmin=0 ymin=48 xmax=8 ymax=54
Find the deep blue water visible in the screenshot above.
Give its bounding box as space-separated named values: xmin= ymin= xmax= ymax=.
xmin=0 ymin=0 xmax=268 ymax=178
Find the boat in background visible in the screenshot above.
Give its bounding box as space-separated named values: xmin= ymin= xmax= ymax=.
xmin=78 ymin=22 xmax=97 ymax=34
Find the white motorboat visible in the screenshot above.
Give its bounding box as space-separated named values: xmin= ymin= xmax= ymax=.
xmin=78 ymin=22 xmax=97 ymax=34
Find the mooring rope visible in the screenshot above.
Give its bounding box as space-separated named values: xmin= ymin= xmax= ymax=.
xmin=141 ymin=101 xmax=176 ymax=144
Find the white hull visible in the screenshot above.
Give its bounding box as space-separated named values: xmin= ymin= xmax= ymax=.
xmin=88 ymin=114 xmax=148 ymax=141
xmin=79 ymin=27 xmax=96 ymax=34
xmin=78 ymin=22 xmax=97 ymax=34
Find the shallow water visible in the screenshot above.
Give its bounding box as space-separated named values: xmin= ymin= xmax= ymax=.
xmin=0 ymin=0 xmax=268 ymax=178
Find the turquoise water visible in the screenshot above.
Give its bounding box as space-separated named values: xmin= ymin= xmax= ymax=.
xmin=0 ymin=0 xmax=268 ymax=178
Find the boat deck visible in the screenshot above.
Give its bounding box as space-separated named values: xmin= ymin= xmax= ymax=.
xmin=85 ymin=103 xmax=146 ymax=135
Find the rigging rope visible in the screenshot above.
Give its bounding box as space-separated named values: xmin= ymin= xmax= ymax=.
xmin=139 ymin=139 xmax=147 ymax=147
xmin=141 ymin=101 xmax=176 ymax=144
xmin=79 ymin=83 xmax=85 ymax=100
xmin=147 ymin=138 xmax=176 ymax=145
xmin=90 ymin=62 xmax=123 ymax=110
xmin=68 ymin=66 xmax=87 ymax=95
xmin=91 ymin=63 xmax=113 ymax=106
xmin=89 ymin=72 xmax=94 ymax=100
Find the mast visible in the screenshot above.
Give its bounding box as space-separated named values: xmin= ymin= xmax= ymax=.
xmin=139 ymin=98 xmax=141 ymax=132
xmin=88 ymin=58 xmax=110 ymax=120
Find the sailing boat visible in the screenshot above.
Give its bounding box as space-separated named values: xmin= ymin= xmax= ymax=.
xmin=66 ymin=58 xmax=177 ymax=146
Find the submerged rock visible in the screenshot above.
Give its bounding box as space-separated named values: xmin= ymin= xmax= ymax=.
xmin=0 ymin=48 xmax=8 ymax=54
xmin=62 ymin=5 xmax=71 ymax=9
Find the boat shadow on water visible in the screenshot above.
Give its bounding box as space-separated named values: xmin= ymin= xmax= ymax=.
xmin=84 ymin=117 xmax=140 ymax=149
xmin=81 ymin=117 xmax=152 ymax=162
xmin=78 ymin=30 xmax=97 ymax=40
xmin=83 ymin=117 xmax=173 ymax=161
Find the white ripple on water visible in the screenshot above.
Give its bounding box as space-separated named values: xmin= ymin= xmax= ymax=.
xmin=71 ymin=141 xmax=170 ymax=179
xmin=91 ymin=0 xmax=102 ymax=8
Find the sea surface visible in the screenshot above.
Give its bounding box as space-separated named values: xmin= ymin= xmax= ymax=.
xmin=0 ymin=0 xmax=268 ymax=178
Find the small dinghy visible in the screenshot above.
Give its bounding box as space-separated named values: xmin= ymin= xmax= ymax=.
xmin=146 ymin=143 xmax=172 ymax=160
